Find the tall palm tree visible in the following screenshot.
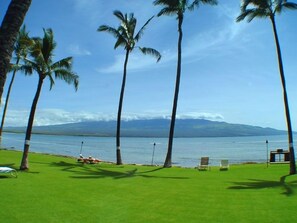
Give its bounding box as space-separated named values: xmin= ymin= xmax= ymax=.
xmin=0 ymin=0 xmax=32 ymax=104
xmin=153 ymin=0 xmax=217 ymax=167
xmin=237 ymin=0 xmax=297 ymax=175
xmin=98 ymin=10 xmax=161 ymax=165
xmin=0 ymin=25 xmax=32 ymax=137
xmin=19 ymin=28 xmax=79 ymax=170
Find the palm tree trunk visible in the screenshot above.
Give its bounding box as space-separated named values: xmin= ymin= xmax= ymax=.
xmin=0 ymin=0 xmax=31 ymax=104
xmin=270 ymin=16 xmax=296 ymax=175
xmin=116 ymin=49 xmax=130 ymax=165
xmin=20 ymin=77 xmax=44 ymax=170
xmin=0 ymin=58 xmax=19 ymax=138
xmin=164 ymin=13 xmax=183 ymax=168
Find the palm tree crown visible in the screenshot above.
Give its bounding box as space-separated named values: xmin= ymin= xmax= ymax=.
xmin=237 ymin=0 xmax=297 ymax=22
xmin=14 ymin=25 xmax=32 ymax=60
xmin=154 ymin=0 xmax=217 ymax=16
xmin=24 ymin=28 xmax=79 ymax=90
xmin=98 ymin=10 xmax=161 ymax=60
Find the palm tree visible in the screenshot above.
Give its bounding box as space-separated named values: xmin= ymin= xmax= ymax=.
xmin=0 ymin=0 xmax=32 ymax=104
xmin=153 ymin=0 xmax=217 ymax=167
xmin=0 ymin=25 xmax=32 ymax=138
xmin=19 ymin=28 xmax=79 ymax=170
xmin=237 ymin=0 xmax=297 ymax=175
xmin=98 ymin=10 xmax=161 ymax=165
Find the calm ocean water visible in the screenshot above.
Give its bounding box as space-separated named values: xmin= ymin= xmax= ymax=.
xmin=1 ymin=132 xmax=296 ymax=167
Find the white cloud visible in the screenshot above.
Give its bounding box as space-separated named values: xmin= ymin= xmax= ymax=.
xmin=72 ymin=0 xmax=104 ymax=25
xmin=1 ymin=97 xmax=6 ymax=106
xmin=2 ymin=109 xmax=224 ymax=127
xmin=73 ymin=0 xmax=99 ymax=9
xmin=176 ymin=112 xmax=224 ymax=121
xmin=68 ymin=44 xmax=91 ymax=56
xmin=97 ymin=51 xmax=162 ymax=74
xmin=183 ymin=14 xmax=248 ymax=62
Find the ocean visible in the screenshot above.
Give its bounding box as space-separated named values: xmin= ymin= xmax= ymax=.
xmin=1 ymin=132 xmax=295 ymax=167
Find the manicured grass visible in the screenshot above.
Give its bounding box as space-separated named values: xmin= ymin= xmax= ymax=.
xmin=1 ymin=149 xmax=297 ymax=223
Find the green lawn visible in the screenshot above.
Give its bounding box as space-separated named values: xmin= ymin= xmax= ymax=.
xmin=1 ymin=149 xmax=296 ymax=223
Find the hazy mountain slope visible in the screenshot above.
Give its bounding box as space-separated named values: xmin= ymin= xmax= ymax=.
xmin=4 ymin=119 xmax=286 ymax=137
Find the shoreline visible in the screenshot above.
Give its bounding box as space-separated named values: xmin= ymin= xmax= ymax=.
xmin=1 ymin=147 xmax=268 ymax=168
xmin=1 ymin=133 xmax=294 ymax=168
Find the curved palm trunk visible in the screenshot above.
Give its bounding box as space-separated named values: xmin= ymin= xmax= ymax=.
xmin=164 ymin=13 xmax=183 ymax=168
xmin=20 ymin=77 xmax=44 ymax=170
xmin=0 ymin=0 xmax=31 ymax=103
xmin=116 ymin=49 xmax=130 ymax=165
xmin=0 ymin=58 xmax=20 ymax=138
xmin=270 ymin=16 xmax=296 ymax=175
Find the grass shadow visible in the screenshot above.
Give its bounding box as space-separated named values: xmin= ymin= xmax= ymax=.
xmin=50 ymin=161 xmax=188 ymax=180
xmin=0 ymin=163 xmax=15 ymax=167
xmin=0 ymin=162 xmax=40 ymax=174
xmin=228 ymin=175 xmax=297 ymax=196
xmin=0 ymin=176 xmax=18 ymax=179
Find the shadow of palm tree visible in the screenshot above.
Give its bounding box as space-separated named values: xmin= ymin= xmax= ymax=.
xmin=50 ymin=161 xmax=188 ymax=180
xmin=228 ymin=175 xmax=297 ymax=196
xmin=0 ymin=163 xmax=15 ymax=167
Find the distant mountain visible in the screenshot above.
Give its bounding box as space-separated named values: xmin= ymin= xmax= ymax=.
xmin=4 ymin=118 xmax=287 ymax=137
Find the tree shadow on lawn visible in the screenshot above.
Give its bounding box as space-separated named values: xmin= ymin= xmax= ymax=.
xmin=0 ymin=163 xmax=15 ymax=167
xmin=50 ymin=161 xmax=189 ymax=180
xmin=228 ymin=175 xmax=297 ymax=196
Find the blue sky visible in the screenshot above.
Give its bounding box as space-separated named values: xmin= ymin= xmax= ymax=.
xmin=0 ymin=0 xmax=297 ymax=130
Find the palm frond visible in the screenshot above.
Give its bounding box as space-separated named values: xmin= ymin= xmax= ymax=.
xmin=200 ymin=0 xmax=218 ymax=4
xmin=30 ymin=37 xmax=43 ymax=59
xmin=17 ymin=63 xmax=34 ymax=76
xmin=47 ymin=73 xmax=55 ymax=90
xmin=113 ymin=10 xmax=125 ymax=23
xmin=157 ymin=7 xmax=179 ymax=16
xmin=188 ymin=0 xmax=218 ymax=11
xmin=119 ymin=13 xmax=136 ymax=43
xmin=53 ymin=69 xmax=79 ymax=91
xmin=282 ymin=2 xmax=297 ymax=10
xmin=139 ymin=47 xmax=162 ymax=62
xmin=237 ymin=7 xmax=269 ymax=22
xmin=97 ymin=25 xmax=123 ymax=40
xmin=42 ymin=28 xmax=56 ymax=63
xmin=135 ymin=16 xmax=154 ymax=42
xmin=237 ymin=8 xmax=253 ymax=22
xmin=154 ymin=0 xmax=179 ymax=7
xmin=127 ymin=15 xmax=137 ymax=39
xmin=114 ymin=36 xmax=127 ymax=49
xmin=118 ymin=26 xmax=129 ymax=40
xmin=154 ymin=0 xmax=180 ymax=16
xmin=250 ymin=8 xmax=270 ymax=20
xmin=51 ymin=57 xmax=72 ymax=70
xmin=8 ymin=63 xmax=21 ymax=73
xmin=14 ymin=25 xmax=32 ymax=58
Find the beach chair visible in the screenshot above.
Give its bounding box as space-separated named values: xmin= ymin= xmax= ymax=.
xmin=0 ymin=167 xmax=17 ymax=178
xmin=220 ymin=159 xmax=229 ymax=171
xmin=198 ymin=157 xmax=210 ymax=171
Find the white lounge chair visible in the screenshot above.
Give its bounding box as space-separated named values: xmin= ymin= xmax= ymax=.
xmin=0 ymin=167 xmax=18 ymax=178
xmin=220 ymin=159 xmax=229 ymax=171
